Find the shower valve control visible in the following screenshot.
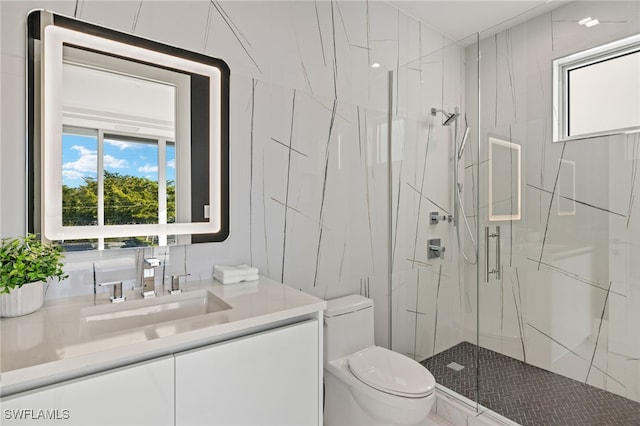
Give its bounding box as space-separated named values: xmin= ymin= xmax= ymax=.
xmin=430 ymin=211 xmax=452 ymax=224
xmin=427 ymin=239 xmax=445 ymax=259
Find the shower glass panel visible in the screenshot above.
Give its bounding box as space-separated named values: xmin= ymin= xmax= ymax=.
xmin=391 ymin=2 xmax=640 ymax=423
xmin=390 ymin=33 xmax=481 ymax=408
xmin=471 ymin=1 xmax=640 ymax=424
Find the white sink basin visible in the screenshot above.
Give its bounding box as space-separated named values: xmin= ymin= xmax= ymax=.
xmin=80 ymin=290 xmax=231 ymax=336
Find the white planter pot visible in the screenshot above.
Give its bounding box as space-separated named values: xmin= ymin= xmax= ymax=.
xmin=0 ymin=281 xmax=45 ymax=317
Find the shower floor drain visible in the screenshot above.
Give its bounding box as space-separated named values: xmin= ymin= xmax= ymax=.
xmin=447 ymin=362 xmax=465 ymax=371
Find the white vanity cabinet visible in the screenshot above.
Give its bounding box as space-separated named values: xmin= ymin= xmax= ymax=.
xmin=175 ymin=319 xmax=320 ymax=426
xmin=1 ymin=278 xmax=325 ymax=426
xmin=1 ymin=356 xmax=174 ymax=426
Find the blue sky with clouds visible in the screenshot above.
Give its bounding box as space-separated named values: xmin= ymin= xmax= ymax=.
xmin=62 ymin=133 xmax=175 ymax=187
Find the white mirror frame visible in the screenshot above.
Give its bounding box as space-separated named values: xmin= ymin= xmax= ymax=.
xmin=42 ymin=25 xmax=222 ymax=241
xmin=552 ymin=33 xmax=640 ymax=143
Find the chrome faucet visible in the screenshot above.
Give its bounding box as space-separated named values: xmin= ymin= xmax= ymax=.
xmin=141 ymin=257 xmax=161 ymax=299
xmin=170 ymin=273 xmax=190 ymax=295
xmin=99 ymin=281 xmax=126 ymax=303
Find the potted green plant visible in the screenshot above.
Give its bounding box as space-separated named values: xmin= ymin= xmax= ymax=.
xmin=0 ymin=234 xmax=68 ymax=317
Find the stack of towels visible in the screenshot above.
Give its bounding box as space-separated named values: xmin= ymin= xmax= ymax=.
xmin=213 ymin=264 xmax=259 ymax=285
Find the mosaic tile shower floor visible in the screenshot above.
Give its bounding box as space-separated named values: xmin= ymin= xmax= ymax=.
xmin=421 ymin=342 xmax=640 ymax=426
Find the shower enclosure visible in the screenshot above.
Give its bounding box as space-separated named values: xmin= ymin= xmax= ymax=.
xmin=390 ymin=2 xmax=640 ymax=424
xmin=389 ymin=30 xmax=481 ymax=400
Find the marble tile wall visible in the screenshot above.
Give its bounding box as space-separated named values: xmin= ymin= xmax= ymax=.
xmin=0 ymin=0 xmax=452 ymax=347
xmin=465 ymin=0 xmax=640 ymax=404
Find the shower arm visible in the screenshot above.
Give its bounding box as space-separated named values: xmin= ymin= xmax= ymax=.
xmin=431 ymin=107 xmax=460 ymax=126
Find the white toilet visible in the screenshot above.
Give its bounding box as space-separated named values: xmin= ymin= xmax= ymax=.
xmin=323 ymin=294 xmax=436 ymax=426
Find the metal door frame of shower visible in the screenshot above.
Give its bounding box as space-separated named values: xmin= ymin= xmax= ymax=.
xmin=473 ymin=31 xmax=481 ymax=414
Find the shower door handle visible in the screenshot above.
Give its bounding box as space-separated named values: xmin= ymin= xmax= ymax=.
xmin=485 ymin=226 xmax=501 ymax=282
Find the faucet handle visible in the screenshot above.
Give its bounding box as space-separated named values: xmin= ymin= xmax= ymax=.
xmin=427 ymin=239 xmax=445 ymax=260
xmin=170 ymin=274 xmax=190 ymax=294
xmin=98 ymin=281 xmax=126 ymax=303
xmin=144 ymin=257 xmax=161 ymax=268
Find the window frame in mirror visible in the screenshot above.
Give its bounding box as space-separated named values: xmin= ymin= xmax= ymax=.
xmin=27 ymin=10 xmax=230 ymax=245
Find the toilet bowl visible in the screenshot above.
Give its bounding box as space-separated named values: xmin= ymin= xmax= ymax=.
xmin=323 ymin=295 xmax=436 ymax=425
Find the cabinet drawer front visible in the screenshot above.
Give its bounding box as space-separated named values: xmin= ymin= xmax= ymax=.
xmin=2 ymin=356 xmax=174 ymax=426
xmin=176 ymin=319 xmax=319 ymax=425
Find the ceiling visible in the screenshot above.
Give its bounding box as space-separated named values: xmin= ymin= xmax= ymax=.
xmin=385 ymin=0 xmax=570 ymax=42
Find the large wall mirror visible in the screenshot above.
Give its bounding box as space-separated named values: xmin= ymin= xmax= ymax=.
xmin=27 ymin=10 xmax=229 ymax=250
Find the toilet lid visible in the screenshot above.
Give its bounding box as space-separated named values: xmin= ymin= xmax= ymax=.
xmin=348 ymin=346 xmax=436 ymax=398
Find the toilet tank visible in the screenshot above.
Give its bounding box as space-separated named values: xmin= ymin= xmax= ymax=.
xmin=324 ymin=294 xmax=374 ymax=363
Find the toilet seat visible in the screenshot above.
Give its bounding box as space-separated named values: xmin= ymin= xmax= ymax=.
xmin=347 ymin=346 xmax=436 ymax=398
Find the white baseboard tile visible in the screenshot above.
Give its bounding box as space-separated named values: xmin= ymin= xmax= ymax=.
xmin=425 ymin=412 xmax=455 ymax=426
xmin=434 ymin=385 xmax=521 ymax=426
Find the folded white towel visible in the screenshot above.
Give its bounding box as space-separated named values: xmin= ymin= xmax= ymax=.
xmin=213 ymin=264 xmax=259 ymax=278
xmin=214 ymin=273 xmax=259 ymax=285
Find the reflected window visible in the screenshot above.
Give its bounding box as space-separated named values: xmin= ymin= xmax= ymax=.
xmin=489 ymin=137 xmax=521 ymax=222
xmin=61 ymin=127 xmax=177 ymax=249
xmin=62 ymin=128 xmax=98 ymax=226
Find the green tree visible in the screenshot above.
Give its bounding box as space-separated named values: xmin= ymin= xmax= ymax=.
xmin=62 ymin=172 xmax=176 ymax=226
xmin=62 ymin=177 xmax=98 ymax=226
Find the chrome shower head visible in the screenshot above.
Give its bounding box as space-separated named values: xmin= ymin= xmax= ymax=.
xmin=431 ymin=107 xmax=460 ymax=126
xmin=442 ymin=111 xmax=460 ymax=126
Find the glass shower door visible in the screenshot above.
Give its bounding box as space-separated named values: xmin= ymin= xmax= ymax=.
xmin=473 ymin=5 xmax=640 ymax=423
xmin=389 ymin=33 xmax=482 ymax=408
xmin=390 ymin=3 xmax=640 ymax=424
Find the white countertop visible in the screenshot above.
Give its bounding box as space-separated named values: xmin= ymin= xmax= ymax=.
xmin=0 ymin=276 xmax=326 ymax=397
